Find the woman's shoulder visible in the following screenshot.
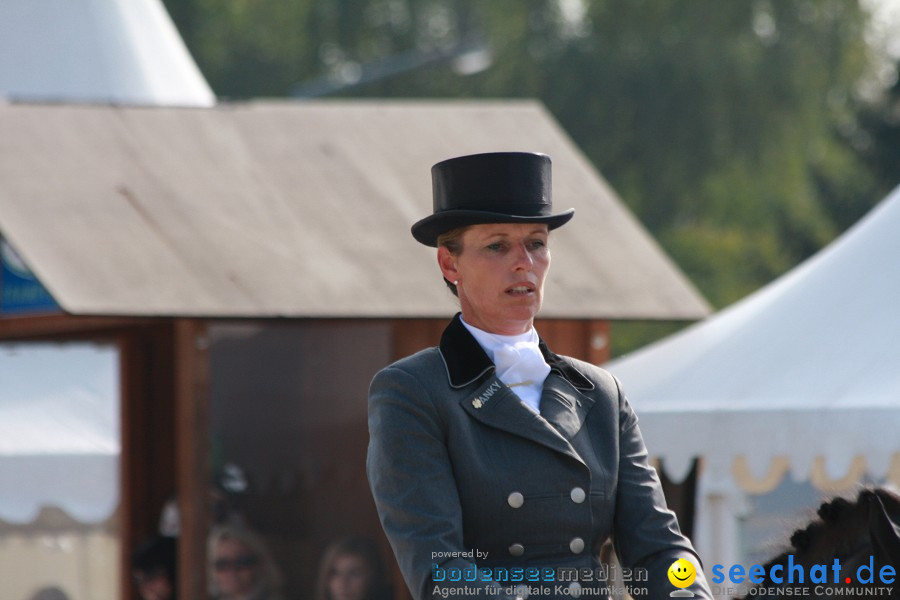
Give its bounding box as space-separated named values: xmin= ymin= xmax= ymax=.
xmin=371 ymin=346 xmax=446 ymax=384
xmin=368 ymin=347 xmax=457 ymax=418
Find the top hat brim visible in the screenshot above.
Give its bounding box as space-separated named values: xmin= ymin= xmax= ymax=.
xmin=411 ymin=208 xmax=574 ymax=247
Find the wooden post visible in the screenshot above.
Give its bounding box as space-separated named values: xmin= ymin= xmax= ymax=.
xmin=534 ymin=319 xmax=611 ymax=365
xmin=586 ymin=320 xmax=611 ymax=365
xmin=118 ymin=331 xmax=150 ymax=600
xmin=174 ymin=319 xmax=211 ymax=600
xmin=119 ymin=324 xmax=178 ymax=600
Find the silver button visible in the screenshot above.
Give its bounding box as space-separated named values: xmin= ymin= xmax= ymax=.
xmin=570 ymin=487 xmax=586 ymax=503
xmin=569 ymin=537 xmax=585 ymax=554
xmin=508 ymin=543 xmax=525 ymax=557
xmin=507 ymin=492 xmax=524 ymax=508
xmin=568 ymin=582 xmax=582 ymax=597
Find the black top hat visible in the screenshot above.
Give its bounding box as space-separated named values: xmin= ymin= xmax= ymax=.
xmin=411 ymin=152 xmax=575 ymax=247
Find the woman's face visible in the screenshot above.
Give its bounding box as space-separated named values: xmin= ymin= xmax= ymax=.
xmin=439 ymin=223 xmax=550 ymax=335
xmin=327 ymin=554 xmax=372 ymax=600
xmin=212 ymin=538 xmax=260 ymax=599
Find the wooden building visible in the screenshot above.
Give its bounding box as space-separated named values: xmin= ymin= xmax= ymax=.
xmin=0 ymin=100 xmax=709 ymax=600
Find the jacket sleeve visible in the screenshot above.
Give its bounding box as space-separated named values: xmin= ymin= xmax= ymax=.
xmin=610 ymin=376 xmax=713 ymax=600
xmin=366 ymin=365 xmax=519 ymax=600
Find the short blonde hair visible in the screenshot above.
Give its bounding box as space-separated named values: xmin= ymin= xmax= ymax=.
xmin=436 ymin=226 xmax=469 ymax=297
xmin=208 ymin=524 xmax=284 ymax=599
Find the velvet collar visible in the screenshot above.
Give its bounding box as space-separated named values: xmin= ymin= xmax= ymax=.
xmin=439 ymin=313 xmax=594 ymax=391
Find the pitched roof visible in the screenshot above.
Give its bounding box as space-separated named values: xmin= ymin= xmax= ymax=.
xmin=0 ymin=100 xmax=709 ymax=319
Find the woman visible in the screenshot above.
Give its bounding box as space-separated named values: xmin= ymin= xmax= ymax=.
xmin=314 ymin=536 xmax=392 ymax=600
xmin=366 ymin=152 xmax=712 ymax=600
xmin=208 ymin=524 xmax=284 ymax=600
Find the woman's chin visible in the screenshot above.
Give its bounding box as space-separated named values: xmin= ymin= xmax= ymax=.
xmin=502 ymin=300 xmax=542 ymax=321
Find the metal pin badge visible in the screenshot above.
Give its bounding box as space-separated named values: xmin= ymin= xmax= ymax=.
xmin=471 ymin=380 xmax=502 ymax=409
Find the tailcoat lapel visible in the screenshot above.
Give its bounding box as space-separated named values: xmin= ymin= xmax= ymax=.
xmin=440 ymin=314 xmax=596 ymax=465
xmin=538 ymin=374 xmax=595 ymax=441
xmin=460 ymin=376 xmax=584 ymax=464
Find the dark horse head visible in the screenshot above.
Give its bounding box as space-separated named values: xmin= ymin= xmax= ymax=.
xmin=741 ymin=487 xmax=900 ymax=600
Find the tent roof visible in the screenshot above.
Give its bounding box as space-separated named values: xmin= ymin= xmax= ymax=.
xmin=607 ymin=185 xmax=900 ymax=488
xmin=0 ymin=100 xmax=710 ymax=320
xmin=0 ymin=0 xmax=214 ymax=106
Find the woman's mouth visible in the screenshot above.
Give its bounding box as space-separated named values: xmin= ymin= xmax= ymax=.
xmin=506 ymin=284 xmax=535 ymax=295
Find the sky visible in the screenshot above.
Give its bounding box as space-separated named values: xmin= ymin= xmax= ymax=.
xmin=864 ymin=0 xmax=900 ymax=59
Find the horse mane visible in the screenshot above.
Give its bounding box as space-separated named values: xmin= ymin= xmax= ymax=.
xmin=741 ymin=487 xmax=900 ymax=598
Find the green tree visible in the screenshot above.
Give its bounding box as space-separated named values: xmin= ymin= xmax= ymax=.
xmin=163 ymin=0 xmax=890 ymax=351
xmin=852 ymin=66 xmax=900 ymax=203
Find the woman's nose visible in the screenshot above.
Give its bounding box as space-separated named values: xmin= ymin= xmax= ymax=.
xmin=512 ymin=243 xmax=534 ymax=270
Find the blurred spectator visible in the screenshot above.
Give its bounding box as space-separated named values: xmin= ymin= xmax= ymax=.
xmin=208 ymin=524 xmax=284 ymax=600
xmin=27 ymin=587 xmax=71 ymax=600
xmin=131 ymin=535 xmax=177 ymax=600
xmin=315 ymin=536 xmax=392 ymax=600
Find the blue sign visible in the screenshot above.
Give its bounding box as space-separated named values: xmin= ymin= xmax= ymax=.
xmin=0 ymin=237 xmax=59 ymax=315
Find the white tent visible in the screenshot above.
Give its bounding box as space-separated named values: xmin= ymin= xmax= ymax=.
xmin=0 ymin=0 xmax=209 ymax=526
xmin=0 ymin=0 xmax=214 ymax=106
xmin=0 ymin=342 xmax=120 ymax=524
xmin=606 ymin=185 xmax=900 ymax=576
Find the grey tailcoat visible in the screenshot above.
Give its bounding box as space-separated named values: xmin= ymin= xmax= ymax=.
xmin=367 ymin=315 xmax=711 ymax=600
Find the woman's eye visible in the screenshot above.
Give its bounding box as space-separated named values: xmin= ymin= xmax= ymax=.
xmin=528 ymin=240 xmax=546 ymax=250
xmin=486 ymin=242 xmax=505 ymax=251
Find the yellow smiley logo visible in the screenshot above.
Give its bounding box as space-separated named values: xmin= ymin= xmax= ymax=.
xmin=667 ymin=558 xmax=697 ymax=588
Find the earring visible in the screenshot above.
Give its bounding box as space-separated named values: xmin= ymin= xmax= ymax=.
xmin=453 ymin=280 xmax=459 ymax=285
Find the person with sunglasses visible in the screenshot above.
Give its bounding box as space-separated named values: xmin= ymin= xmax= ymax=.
xmin=208 ymin=524 xmax=285 ymax=600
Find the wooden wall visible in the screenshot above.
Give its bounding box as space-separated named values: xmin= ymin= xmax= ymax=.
xmin=0 ymin=314 xmax=610 ymax=600
xmin=391 ymin=318 xmax=611 ymax=365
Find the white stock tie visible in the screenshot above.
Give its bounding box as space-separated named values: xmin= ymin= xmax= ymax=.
xmin=461 ymin=319 xmax=551 ymax=414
